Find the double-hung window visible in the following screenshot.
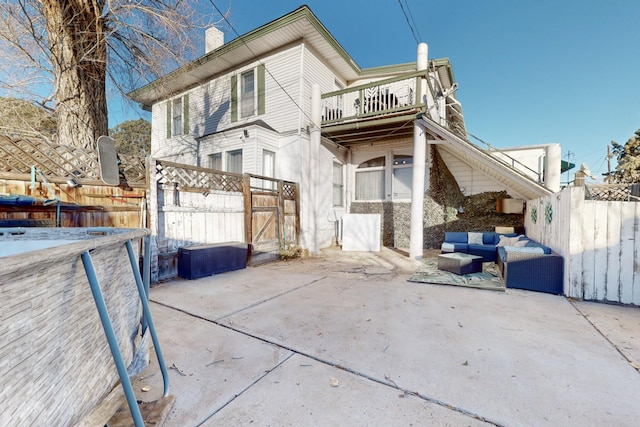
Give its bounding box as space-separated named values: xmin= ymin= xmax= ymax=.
xmin=333 ymin=162 xmax=344 ymax=207
xmin=166 ymin=94 xmax=189 ymax=138
xmin=354 ymin=154 xmax=416 ymax=201
xmin=241 ymin=71 xmax=255 ymax=118
xmin=226 ymin=149 xmax=243 ymax=174
xmin=208 ymin=152 xmax=222 ymax=170
xmin=355 ymin=156 xmax=385 ymax=200
xmin=231 ymin=64 xmax=265 ymax=122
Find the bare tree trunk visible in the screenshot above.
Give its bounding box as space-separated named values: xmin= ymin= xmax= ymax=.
xmin=41 ymin=0 xmax=107 ymax=150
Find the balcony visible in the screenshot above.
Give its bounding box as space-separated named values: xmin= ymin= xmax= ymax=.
xmin=321 ymin=71 xmax=427 ymax=145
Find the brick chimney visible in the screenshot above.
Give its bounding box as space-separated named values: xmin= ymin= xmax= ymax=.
xmin=205 ymin=27 xmax=224 ymax=53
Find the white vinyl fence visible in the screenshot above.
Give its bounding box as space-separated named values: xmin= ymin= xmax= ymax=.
xmin=525 ymin=186 xmax=640 ymax=305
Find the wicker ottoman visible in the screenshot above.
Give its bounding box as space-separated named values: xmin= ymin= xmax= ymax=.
xmin=438 ymin=252 xmax=483 ymax=275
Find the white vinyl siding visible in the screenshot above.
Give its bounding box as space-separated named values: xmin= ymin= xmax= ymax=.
xmin=438 ymin=148 xmax=511 ymax=195
xmin=259 ymin=45 xmax=303 ymax=132
xmin=302 ymin=46 xmax=339 ymax=119
xmin=188 ymin=44 xmax=307 ymax=138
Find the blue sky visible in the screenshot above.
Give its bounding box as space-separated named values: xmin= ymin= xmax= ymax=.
xmin=116 ymin=0 xmax=640 ymax=181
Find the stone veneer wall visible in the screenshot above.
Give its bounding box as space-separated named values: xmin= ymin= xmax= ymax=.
xmin=350 ymin=146 xmax=524 ymax=249
xmin=350 ymin=197 xmax=451 ymax=248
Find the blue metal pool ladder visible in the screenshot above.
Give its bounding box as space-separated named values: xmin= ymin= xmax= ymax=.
xmin=81 ymin=235 xmax=170 ymax=427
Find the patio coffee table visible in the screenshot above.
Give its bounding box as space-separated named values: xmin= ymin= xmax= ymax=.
xmin=437 ymin=252 xmax=483 ymax=275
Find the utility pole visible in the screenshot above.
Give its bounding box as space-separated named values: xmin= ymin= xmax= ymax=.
xmin=565 ymin=150 xmax=573 ymax=185
xmin=606 ymin=143 xmax=613 ymax=184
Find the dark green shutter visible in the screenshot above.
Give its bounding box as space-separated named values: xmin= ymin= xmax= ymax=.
xmin=230 ymin=74 xmax=238 ymax=123
xmin=257 ymin=64 xmax=265 ymax=115
xmin=166 ymin=101 xmax=172 ymax=138
xmin=183 ymin=94 xmax=189 ymax=135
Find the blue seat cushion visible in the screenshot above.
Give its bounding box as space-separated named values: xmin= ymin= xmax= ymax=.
xmin=442 ymin=242 xmax=468 ymax=252
xmin=468 ymin=244 xmax=496 ymax=262
xmin=444 ymin=232 xmax=468 ymax=243
xmin=482 ymin=232 xmax=498 ymax=245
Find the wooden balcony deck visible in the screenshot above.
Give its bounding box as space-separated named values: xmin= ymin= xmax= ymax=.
xmin=320 ymin=72 xmax=426 ymax=145
xmin=320 ymin=71 xmax=468 ymax=145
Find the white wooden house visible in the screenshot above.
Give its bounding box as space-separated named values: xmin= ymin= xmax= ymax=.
xmin=130 ymin=6 xmax=562 ymax=258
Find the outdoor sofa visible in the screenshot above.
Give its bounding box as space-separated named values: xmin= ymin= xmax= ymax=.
xmin=441 ymin=231 xmax=564 ymax=294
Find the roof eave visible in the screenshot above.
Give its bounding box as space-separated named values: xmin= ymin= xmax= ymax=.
xmin=128 ymin=5 xmax=362 ymax=105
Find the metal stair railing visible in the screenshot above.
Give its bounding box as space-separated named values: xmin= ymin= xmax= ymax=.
xmin=466 ymin=132 xmax=543 ymax=183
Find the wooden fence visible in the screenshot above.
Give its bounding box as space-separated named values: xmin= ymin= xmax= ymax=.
xmin=525 ymin=185 xmax=640 ymax=305
xmin=0 ymin=134 xmax=147 ymax=228
xmin=149 ymin=159 xmax=300 ymax=281
xmin=0 ymin=178 xmax=146 ymax=228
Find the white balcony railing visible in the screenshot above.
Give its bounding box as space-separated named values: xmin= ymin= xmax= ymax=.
xmin=321 ymin=71 xmax=428 ymax=125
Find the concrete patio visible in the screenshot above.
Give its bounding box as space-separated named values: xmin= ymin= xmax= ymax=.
xmin=132 ymin=247 xmax=640 ymax=426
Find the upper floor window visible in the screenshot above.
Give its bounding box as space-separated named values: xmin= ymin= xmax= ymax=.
xmin=241 ymin=70 xmax=255 ymax=118
xmin=166 ymin=94 xmax=189 ymax=138
xmin=231 ymin=64 xmax=265 ymax=122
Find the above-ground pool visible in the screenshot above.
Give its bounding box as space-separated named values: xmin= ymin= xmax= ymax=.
xmin=0 ymin=227 xmax=149 ymax=426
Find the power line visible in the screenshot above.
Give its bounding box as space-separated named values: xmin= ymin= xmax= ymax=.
xmin=207 ymin=0 xmax=315 ymax=128
xmin=403 ymin=0 xmax=422 ymax=42
xmin=397 ymin=0 xmax=420 ymax=44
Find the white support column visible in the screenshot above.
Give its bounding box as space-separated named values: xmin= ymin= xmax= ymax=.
xmin=410 ymin=43 xmax=429 ymax=260
xmin=309 ymin=83 xmax=322 ymax=253
xmin=545 ymin=143 xmax=561 ymax=192
xmin=410 ymin=122 xmax=426 ymax=259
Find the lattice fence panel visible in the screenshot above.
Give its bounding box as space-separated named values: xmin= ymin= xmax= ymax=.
xmin=156 ymin=160 xmax=243 ymax=193
xmin=585 ymin=184 xmax=639 ymax=201
xmin=282 ymin=182 xmax=296 ymax=199
xmin=118 ymin=153 xmax=147 ymax=184
xmin=0 ymin=134 xmax=146 ymax=185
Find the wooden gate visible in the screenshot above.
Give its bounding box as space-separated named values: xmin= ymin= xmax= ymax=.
xmin=244 ymin=176 xmax=299 ymax=265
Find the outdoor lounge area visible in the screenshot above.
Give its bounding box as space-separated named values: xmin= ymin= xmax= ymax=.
xmin=440 ymin=231 xmax=564 ymax=294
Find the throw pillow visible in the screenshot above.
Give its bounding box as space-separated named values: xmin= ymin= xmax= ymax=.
xmin=514 ymin=238 xmax=530 ymax=247
xmin=468 ymin=232 xmax=484 ymax=245
xmin=497 ymin=235 xmax=523 ymax=247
